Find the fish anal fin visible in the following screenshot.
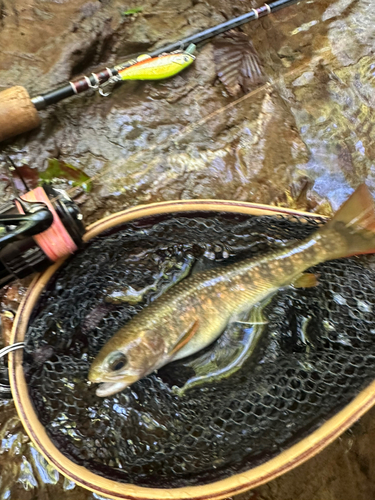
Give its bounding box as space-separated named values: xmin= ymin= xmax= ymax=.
xmin=170 ymin=320 xmax=200 ymax=356
xmin=292 ymin=273 xmax=319 ymax=289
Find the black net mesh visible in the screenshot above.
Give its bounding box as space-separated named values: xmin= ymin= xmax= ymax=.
xmin=23 ymin=213 xmax=375 ymax=488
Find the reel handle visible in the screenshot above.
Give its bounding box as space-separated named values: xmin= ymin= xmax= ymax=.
xmin=0 ymin=86 xmax=40 ymax=143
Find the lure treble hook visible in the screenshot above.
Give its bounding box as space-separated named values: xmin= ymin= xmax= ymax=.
xmin=98 ymin=75 xmax=122 ymax=97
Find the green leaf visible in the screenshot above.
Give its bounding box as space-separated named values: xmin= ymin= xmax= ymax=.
xmin=122 ymin=7 xmax=143 ymax=15
xmin=40 ymin=159 xmax=92 ymax=193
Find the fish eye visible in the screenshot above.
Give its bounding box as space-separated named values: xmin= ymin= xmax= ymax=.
xmin=184 ymin=56 xmax=190 ymax=62
xmin=108 ymin=352 xmax=128 ymax=372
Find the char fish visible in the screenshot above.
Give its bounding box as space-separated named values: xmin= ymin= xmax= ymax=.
xmin=89 ymin=185 xmax=375 ymax=397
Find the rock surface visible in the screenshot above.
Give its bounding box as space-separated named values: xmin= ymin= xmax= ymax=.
xmin=0 ymin=0 xmax=375 ymax=498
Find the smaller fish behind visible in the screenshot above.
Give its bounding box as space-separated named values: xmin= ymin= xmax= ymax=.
xmin=89 ymin=185 xmax=375 ymax=397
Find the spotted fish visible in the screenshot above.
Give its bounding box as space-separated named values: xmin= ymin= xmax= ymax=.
xmin=89 ymin=185 xmax=375 ymax=397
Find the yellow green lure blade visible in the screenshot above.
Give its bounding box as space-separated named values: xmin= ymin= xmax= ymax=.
xmin=118 ymin=49 xmax=196 ymax=81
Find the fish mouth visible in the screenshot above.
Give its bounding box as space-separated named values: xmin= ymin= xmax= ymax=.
xmin=95 ymin=380 xmax=129 ymax=397
xmin=92 ymin=372 xmax=142 ymax=397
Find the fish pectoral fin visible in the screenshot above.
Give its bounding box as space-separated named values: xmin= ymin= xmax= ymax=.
xmin=173 ymin=302 xmax=269 ymax=396
xmin=169 ymin=320 xmax=200 ymax=356
xmin=292 ymin=273 xmax=319 ymax=289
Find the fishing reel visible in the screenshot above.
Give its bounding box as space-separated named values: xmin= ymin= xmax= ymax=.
xmin=0 ymin=184 xmax=85 ymax=288
xmin=0 ymin=163 xmax=85 ymax=398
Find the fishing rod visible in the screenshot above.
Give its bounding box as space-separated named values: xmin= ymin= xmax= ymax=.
xmin=0 ymin=0 xmax=299 ymax=143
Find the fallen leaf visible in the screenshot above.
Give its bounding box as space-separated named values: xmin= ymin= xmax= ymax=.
xmin=0 ymin=163 xmax=39 ymax=194
xmin=214 ymin=31 xmax=265 ymax=96
xmin=40 ymin=159 xmax=92 ymax=193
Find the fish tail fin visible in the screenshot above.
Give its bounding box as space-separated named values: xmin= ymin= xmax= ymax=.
xmin=321 ymin=184 xmax=375 ymax=259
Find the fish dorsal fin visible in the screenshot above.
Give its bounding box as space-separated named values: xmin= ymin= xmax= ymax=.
xmin=169 ymin=320 xmax=200 ymax=356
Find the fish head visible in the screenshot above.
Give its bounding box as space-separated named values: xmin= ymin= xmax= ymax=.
xmin=88 ymin=329 xmax=166 ymax=397
xmin=171 ymin=53 xmax=195 ymax=68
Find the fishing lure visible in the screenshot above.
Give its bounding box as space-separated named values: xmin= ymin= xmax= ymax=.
xmin=119 ymin=47 xmax=196 ymax=81
xmin=99 ymin=45 xmax=196 ymax=96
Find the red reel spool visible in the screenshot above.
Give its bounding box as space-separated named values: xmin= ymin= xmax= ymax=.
xmin=18 ymin=187 xmax=78 ymax=261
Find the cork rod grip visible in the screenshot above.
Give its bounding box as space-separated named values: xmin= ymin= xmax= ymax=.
xmin=0 ymin=86 xmax=40 ymax=142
